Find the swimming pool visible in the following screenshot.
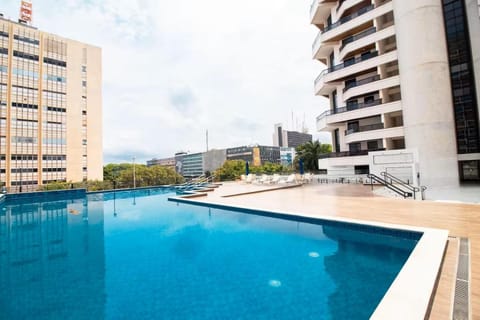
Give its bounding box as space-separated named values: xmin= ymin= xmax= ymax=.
xmin=0 ymin=188 xmax=422 ymax=319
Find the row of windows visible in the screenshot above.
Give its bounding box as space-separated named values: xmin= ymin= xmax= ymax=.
xmin=11 ymin=168 xmax=38 ymax=173
xmin=43 ymin=155 xmax=66 ymax=161
xmin=0 ymin=31 xmax=8 ymax=38
xmin=14 ymin=35 xmax=39 ymax=45
xmin=42 ymin=179 xmax=66 ymax=184
xmin=13 ymin=50 xmax=39 ymax=61
xmin=12 ymin=68 xmax=38 ymax=79
xmin=0 ymin=48 xmax=7 ymax=55
xmin=11 ymin=180 xmax=38 ymax=186
xmin=12 ymin=102 xmax=38 ymax=109
xmin=43 ymin=138 xmax=66 ymax=145
xmin=43 ymin=57 xmax=66 ymax=67
xmin=44 ymin=74 xmax=67 ymax=83
xmin=11 ymin=154 xmax=38 ymax=160
xmin=43 ymin=168 xmax=66 ymax=172
xmin=47 ymin=106 xmax=66 ymax=113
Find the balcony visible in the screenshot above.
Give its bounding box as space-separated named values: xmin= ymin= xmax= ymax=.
xmin=319 ymin=148 xmax=386 ymax=159
xmin=343 ymin=74 xmax=400 ymax=101
xmin=345 ymin=126 xmax=405 ymax=144
xmin=339 ymin=24 xmax=396 ymax=60
xmin=319 ymin=1 xmax=394 ymax=43
xmin=343 ymin=74 xmax=380 ymax=93
xmin=345 ymin=123 xmax=384 ymax=135
xmin=310 ymin=0 xmax=337 ymax=25
xmin=316 ymin=100 xmax=403 ymax=131
xmin=323 ymin=5 xmax=374 ymax=34
xmin=315 ymin=50 xmax=398 ymax=95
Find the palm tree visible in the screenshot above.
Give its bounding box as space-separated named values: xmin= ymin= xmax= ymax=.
xmin=295 ymin=141 xmax=332 ymax=172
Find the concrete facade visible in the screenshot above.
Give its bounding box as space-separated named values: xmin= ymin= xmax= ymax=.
xmin=0 ymin=17 xmax=102 ymax=192
xmin=311 ymin=0 xmax=480 ymax=187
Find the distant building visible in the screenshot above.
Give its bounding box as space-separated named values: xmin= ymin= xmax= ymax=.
xmin=146 ymin=157 xmax=175 ymax=169
xmin=226 ymin=145 xmax=280 ymax=166
xmin=172 ymin=150 xmax=227 ymax=178
xmin=273 ymin=123 xmax=312 ymax=148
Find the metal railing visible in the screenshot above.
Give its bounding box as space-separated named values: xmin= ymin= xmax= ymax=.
xmin=318 ymin=148 xmax=386 ymax=159
xmin=340 ymin=26 xmax=377 ymax=51
xmin=343 ymin=74 xmax=381 ymax=93
xmin=315 ymin=51 xmax=378 ymax=85
xmin=345 ymin=123 xmax=384 ymax=135
xmin=323 ymin=4 xmax=375 ymax=34
xmin=367 ymin=173 xmax=412 ymax=199
xmin=380 ymin=172 xmax=427 ymax=200
xmin=316 ymin=98 xmax=383 ymax=121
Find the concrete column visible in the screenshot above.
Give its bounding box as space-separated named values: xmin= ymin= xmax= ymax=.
xmin=393 ymin=0 xmax=460 ymax=187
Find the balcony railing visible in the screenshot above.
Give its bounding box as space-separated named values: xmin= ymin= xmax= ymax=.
xmin=343 ymin=74 xmax=381 ymax=93
xmin=340 ymin=26 xmax=377 ymax=51
xmin=319 ymin=148 xmax=386 ymax=159
xmin=312 ymin=32 xmax=322 ymax=51
xmin=315 ymin=51 xmax=378 ymax=85
xmin=316 ymin=98 xmax=383 ymax=121
xmin=323 ymin=4 xmax=375 ymax=34
xmin=345 ymin=123 xmax=384 ymax=135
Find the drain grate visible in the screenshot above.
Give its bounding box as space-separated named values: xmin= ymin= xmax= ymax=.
xmin=453 ymin=238 xmax=470 ymax=320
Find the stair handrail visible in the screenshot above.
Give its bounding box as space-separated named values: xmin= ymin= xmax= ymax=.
xmin=367 ymin=174 xmax=412 ymax=199
xmin=380 ymin=172 xmax=420 ymax=200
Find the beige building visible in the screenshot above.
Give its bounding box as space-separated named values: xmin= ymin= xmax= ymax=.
xmin=311 ymin=0 xmax=480 ymax=187
xmin=0 ymin=16 xmax=102 ymax=192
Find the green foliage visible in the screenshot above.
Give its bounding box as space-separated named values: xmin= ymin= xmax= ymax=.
xmin=214 ymin=160 xmax=293 ymax=181
xmin=214 ymin=160 xmax=246 ymax=181
xmin=40 ymin=164 xmax=184 ymax=192
xmin=295 ymin=140 xmax=332 ymax=172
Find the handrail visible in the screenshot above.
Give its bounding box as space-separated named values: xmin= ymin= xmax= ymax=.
xmin=319 ymin=148 xmax=386 ymax=159
xmin=316 ymin=98 xmax=383 ymax=122
xmin=345 ymin=123 xmax=384 ymax=135
xmin=381 ymin=172 xmax=419 ymax=200
xmin=343 ymin=74 xmax=381 ymax=93
xmin=323 ymin=4 xmax=375 ymax=34
xmin=340 ymin=26 xmax=377 ymax=51
xmin=367 ymin=173 xmax=411 ymax=199
xmin=315 ymin=50 xmax=378 ymax=85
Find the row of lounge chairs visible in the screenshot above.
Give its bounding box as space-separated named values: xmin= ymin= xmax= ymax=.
xmin=240 ymin=173 xmax=314 ymax=185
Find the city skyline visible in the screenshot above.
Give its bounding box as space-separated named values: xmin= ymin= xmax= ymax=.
xmin=1 ymin=0 xmax=330 ymax=164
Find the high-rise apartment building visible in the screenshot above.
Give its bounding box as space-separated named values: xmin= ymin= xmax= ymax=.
xmin=273 ymin=123 xmax=313 ymax=148
xmin=311 ymin=0 xmax=480 ymax=187
xmin=0 ymin=16 xmax=102 ymax=192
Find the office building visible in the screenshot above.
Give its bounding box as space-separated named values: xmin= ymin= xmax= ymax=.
xmin=0 ymin=13 xmax=102 ymax=192
xmin=273 ymin=123 xmax=313 ymax=148
xmin=311 ymin=0 xmax=480 ymax=186
xmin=226 ymin=145 xmax=280 ymax=166
xmin=146 ymin=157 xmax=175 ymax=169
xmin=173 ymin=149 xmax=227 ymax=178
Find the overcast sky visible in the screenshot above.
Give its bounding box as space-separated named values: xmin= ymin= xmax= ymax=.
xmin=3 ymin=0 xmax=330 ymax=163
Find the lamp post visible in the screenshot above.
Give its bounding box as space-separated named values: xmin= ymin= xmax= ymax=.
xmin=132 ymin=156 xmax=136 ymax=189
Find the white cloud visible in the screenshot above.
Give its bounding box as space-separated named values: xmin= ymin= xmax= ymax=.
xmin=2 ymin=0 xmax=330 ymax=163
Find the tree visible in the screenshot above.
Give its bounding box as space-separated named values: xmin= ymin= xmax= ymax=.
xmin=295 ymin=140 xmax=332 ymax=172
xmin=214 ymin=160 xmax=246 ymax=181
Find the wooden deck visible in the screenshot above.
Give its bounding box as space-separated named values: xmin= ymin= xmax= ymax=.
xmin=186 ymin=182 xmax=480 ymax=318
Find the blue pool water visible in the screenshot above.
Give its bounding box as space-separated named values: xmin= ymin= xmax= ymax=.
xmin=0 ymin=188 xmax=420 ymax=319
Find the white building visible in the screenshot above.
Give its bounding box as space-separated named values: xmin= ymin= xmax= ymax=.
xmin=311 ymin=0 xmax=480 ymax=187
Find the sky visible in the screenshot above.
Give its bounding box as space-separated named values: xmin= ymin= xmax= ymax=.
xmin=2 ymin=0 xmax=330 ymax=164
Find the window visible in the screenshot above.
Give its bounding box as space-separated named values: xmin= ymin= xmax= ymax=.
xmin=367 ymin=140 xmax=379 ymax=150
xmin=82 ymin=66 xmax=87 ymax=72
xmin=364 ymin=95 xmax=375 ymax=104
xmin=43 ymin=57 xmax=66 ymax=67
xmin=82 ymin=80 xmax=87 ymax=87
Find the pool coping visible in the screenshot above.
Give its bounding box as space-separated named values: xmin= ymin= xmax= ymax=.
xmin=168 ymin=195 xmax=449 ymax=320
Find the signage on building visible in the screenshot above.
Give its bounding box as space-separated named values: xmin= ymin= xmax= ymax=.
xmin=19 ymin=1 xmax=32 ymax=23
xmin=253 ymin=147 xmax=261 ymax=166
